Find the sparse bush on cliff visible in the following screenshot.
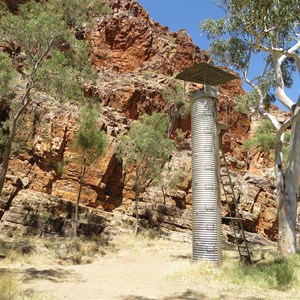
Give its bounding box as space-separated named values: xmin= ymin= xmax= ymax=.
xmin=244 ymin=119 xmax=291 ymax=162
xmin=162 ymin=79 xmax=190 ymax=136
xmin=244 ymin=119 xmax=276 ymax=152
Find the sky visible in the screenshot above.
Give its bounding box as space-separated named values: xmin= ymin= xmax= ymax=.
xmin=139 ymin=0 xmax=223 ymax=50
xmin=138 ymin=0 xmax=299 ymax=112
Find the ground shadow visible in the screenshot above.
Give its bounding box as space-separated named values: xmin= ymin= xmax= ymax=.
xmin=163 ymin=289 xmax=209 ymax=299
xmin=0 ymin=267 xmax=83 ymax=283
xmin=22 ymin=267 xmax=84 ymax=283
xmin=171 ymin=254 xmax=192 ymax=260
xmin=219 ymin=295 xmax=268 ymax=300
xmin=119 ymin=296 xmax=156 ymax=300
xmin=119 ymin=289 xmax=277 ymax=300
xmin=119 ymin=289 xmax=209 ymax=300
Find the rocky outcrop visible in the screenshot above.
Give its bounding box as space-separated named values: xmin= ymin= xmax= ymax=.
xmin=91 ymin=0 xmax=202 ymax=75
xmin=0 ymin=188 xmax=107 ymax=237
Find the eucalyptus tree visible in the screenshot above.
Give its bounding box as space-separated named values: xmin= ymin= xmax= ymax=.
xmin=0 ymin=0 xmax=109 ymax=195
xmin=72 ymin=106 xmax=107 ymax=237
xmin=117 ymin=113 xmax=174 ymax=235
xmin=201 ymin=0 xmax=300 ymax=255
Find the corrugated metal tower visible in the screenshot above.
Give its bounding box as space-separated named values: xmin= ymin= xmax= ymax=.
xmin=176 ymin=63 xmax=238 ymax=264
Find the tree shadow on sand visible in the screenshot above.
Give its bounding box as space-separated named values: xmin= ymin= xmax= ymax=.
xmin=119 ymin=289 xmax=269 ymax=300
xmin=119 ymin=289 xmax=209 ymax=300
xmin=0 ymin=267 xmax=83 ymax=283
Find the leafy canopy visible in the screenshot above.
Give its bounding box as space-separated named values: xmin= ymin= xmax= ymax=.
xmin=59 ymin=0 xmax=111 ymax=29
xmin=73 ymin=105 xmax=107 ymax=166
xmin=0 ymin=0 xmax=110 ymax=103
xmin=117 ymin=112 xmax=174 ymax=185
xmin=0 ymin=52 xmax=17 ymax=99
xmin=200 ymin=0 xmax=300 ymax=114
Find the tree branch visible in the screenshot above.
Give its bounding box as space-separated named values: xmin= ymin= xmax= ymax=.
xmin=272 ymin=52 xmax=296 ymax=112
xmin=259 ymin=109 xmax=281 ymax=131
xmin=16 ymin=37 xmax=57 ymax=122
xmin=211 ymin=56 xmax=243 ymax=70
xmin=275 ymin=106 xmax=300 ymax=144
xmin=244 ymin=40 xmax=254 ymax=79
xmin=243 ymin=70 xmax=265 ymax=108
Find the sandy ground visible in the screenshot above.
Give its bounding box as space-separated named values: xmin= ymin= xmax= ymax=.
xmin=7 ymin=238 xmax=297 ymax=300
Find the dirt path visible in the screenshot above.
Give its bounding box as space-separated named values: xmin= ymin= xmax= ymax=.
xmin=21 ymin=245 xmax=198 ymax=300
xmin=15 ymin=240 xmax=297 ymax=300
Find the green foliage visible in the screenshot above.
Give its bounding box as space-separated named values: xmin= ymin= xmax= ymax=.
xmin=244 ymin=119 xmax=291 ymax=160
xmin=117 ymin=112 xmax=174 ymax=187
xmin=281 ymin=57 xmax=296 ymax=88
xmin=0 ymin=2 xmax=8 ymax=17
xmin=220 ymin=0 xmax=300 ymax=44
xmin=256 ymin=119 xmax=275 ymax=135
xmin=117 ymin=113 xmax=174 ymax=233
xmin=72 ymin=105 xmax=107 ymax=236
xmin=200 ymin=18 xmax=226 ymax=39
xmin=0 ymin=121 xmax=9 ymax=147
xmin=255 ymin=132 xmax=275 ymax=152
xmin=1 ymin=3 xmax=66 ymax=58
xmin=163 ymin=79 xmax=189 ymax=118
xmin=142 ymin=70 xmax=153 ymax=80
xmin=225 ymin=251 xmax=300 ymax=291
xmin=168 ymin=169 xmax=182 ymax=190
xmin=200 ymin=18 xmax=251 ymax=70
xmin=0 ymin=1 xmax=102 ymax=102
xmin=242 ymin=139 xmax=253 ymax=152
xmin=0 ymin=0 xmax=109 ymax=97
xmin=174 ymin=128 xmax=185 ymax=143
xmin=56 ymin=158 xmax=71 ymax=177
xmin=60 ymin=0 xmax=111 ymax=29
xmin=0 ymin=52 xmax=17 ymax=98
xmin=73 ymin=106 xmax=107 ymax=166
xmin=163 ymin=79 xmax=189 ymax=136
xmin=201 ymin=1 xmax=299 ymax=110
xmin=36 ymin=50 xmax=85 ymax=102
xmin=234 ymin=90 xmax=258 ymax=115
xmin=243 ymin=119 xmax=276 ymax=152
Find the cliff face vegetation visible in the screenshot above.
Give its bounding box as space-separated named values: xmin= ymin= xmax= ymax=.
xmin=0 ymin=0 xmax=291 ymax=242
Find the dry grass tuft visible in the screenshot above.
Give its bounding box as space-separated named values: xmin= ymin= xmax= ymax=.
xmin=53 ymin=236 xmax=107 ymax=265
xmin=0 ymin=273 xmax=21 ymax=300
xmin=165 ymin=259 xmax=219 ymax=283
xmin=0 ymin=273 xmax=57 ymax=300
xmin=109 ymin=229 xmax=187 ymax=256
xmin=0 ymin=233 xmax=109 ymax=267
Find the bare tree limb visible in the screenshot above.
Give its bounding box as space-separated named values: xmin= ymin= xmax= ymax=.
xmin=275 ymin=107 xmax=300 ymax=144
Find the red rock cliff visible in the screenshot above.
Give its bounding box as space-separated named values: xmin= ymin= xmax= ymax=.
xmin=0 ymin=0 xmax=280 ymax=242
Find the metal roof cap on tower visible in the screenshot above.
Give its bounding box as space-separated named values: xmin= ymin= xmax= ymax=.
xmin=175 ymin=62 xmax=238 ymax=86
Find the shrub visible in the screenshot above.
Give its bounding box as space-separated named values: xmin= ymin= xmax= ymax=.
xmin=243 ymin=119 xmax=276 ymax=152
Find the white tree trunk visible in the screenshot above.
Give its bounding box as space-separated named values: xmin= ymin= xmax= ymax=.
xmin=276 ymin=119 xmax=300 ymax=255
